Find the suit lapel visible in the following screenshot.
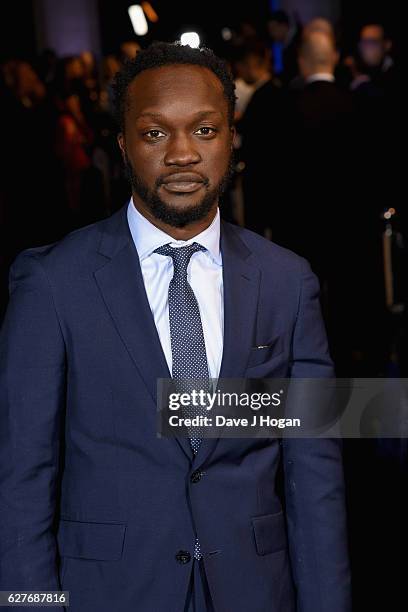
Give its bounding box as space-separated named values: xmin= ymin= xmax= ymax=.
xmin=193 ymin=222 xmax=261 ymax=466
xmin=94 ymin=205 xmax=170 ymax=405
xmin=93 ymin=204 xmax=193 ymax=460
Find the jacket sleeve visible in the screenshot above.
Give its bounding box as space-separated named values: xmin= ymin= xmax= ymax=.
xmin=282 ymin=258 xmax=352 ymax=612
xmin=0 ymin=250 xmax=66 ymax=597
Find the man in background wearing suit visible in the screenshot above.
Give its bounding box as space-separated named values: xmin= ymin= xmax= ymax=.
xmin=0 ymin=42 xmax=351 ymax=611
xmin=289 ymin=31 xmax=354 ymax=271
xmin=237 ymin=41 xmax=289 ymax=240
xmin=288 ymin=31 xmax=357 ymax=375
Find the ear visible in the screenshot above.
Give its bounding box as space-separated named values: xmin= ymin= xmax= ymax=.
xmin=385 ymin=39 xmax=392 ymax=53
xmin=117 ymin=133 xmax=126 ymax=160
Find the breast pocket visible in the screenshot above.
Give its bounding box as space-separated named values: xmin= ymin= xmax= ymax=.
xmin=251 ymin=511 xmax=288 ymax=556
xmin=57 ymin=519 xmax=126 ymax=561
xmin=246 ymin=335 xmax=285 ymax=370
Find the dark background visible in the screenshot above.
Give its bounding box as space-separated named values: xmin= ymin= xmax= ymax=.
xmin=0 ymin=1 xmax=403 ymax=60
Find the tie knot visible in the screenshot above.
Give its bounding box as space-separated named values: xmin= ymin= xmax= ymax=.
xmin=154 ymin=242 xmax=206 ymax=274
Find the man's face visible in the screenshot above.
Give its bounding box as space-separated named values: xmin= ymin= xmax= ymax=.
xmin=359 ymin=25 xmax=389 ymax=67
xmin=118 ymin=64 xmax=234 ymax=228
xmin=237 ymin=54 xmax=266 ymax=85
xmin=268 ymin=21 xmax=289 ymax=43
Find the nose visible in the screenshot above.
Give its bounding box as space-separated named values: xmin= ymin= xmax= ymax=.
xmin=163 ymin=132 xmax=201 ymax=166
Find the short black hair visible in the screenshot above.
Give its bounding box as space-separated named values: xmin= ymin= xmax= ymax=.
xmin=112 ymin=41 xmax=236 ymax=132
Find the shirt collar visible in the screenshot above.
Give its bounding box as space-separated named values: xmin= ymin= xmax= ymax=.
xmin=127 ymin=198 xmax=222 ymax=265
xmin=306 ymin=73 xmax=335 ymax=84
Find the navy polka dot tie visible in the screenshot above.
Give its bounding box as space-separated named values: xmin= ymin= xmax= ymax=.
xmin=154 ymin=242 xmax=210 ymax=560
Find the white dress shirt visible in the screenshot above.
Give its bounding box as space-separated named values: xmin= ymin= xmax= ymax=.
xmin=127 ymin=199 xmax=224 ymax=379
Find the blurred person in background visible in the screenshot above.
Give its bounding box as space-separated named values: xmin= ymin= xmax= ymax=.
xmin=354 ymin=23 xmax=402 ymax=226
xmin=267 ymin=9 xmax=301 ymax=85
xmin=80 ymin=51 xmax=101 ymax=113
xmin=234 ymin=40 xmax=274 ymax=89
xmin=100 ymin=54 xmax=121 ymax=113
xmin=237 ymin=40 xmax=289 ymax=240
xmin=291 ymin=18 xmax=349 ymax=92
xmin=52 ymin=56 xmax=108 ymax=225
xmin=36 ymin=48 xmax=58 ymax=85
xmin=53 ymin=55 xmax=99 ymax=126
xmin=53 ymin=55 xmax=85 ymax=93
xmin=80 ymin=51 xmax=98 ymax=89
xmin=215 ymin=53 xmax=254 ymax=225
xmin=288 ymin=17 xmax=337 ymax=91
xmin=349 ymin=23 xmax=402 ymax=373
xmin=55 ymin=89 xmax=94 ymax=218
xmin=9 ymin=60 xmax=47 ymax=108
xmin=358 ymin=24 xmax=397 ymax=94
xmin=96 ymin=53 xmax=131 ymax=215
xmin=342 ymin=30 xmax=405 ymax=612
xmin=296 ymin=31 xmax=344 ymax=126
xmin=290 ymin=31 xmax=352 ymax=263
xmin=289 ymin=31 xmax=359 ymax=371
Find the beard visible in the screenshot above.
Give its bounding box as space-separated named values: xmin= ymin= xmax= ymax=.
xmin=124 ymin=153 xmax=235 ymax=228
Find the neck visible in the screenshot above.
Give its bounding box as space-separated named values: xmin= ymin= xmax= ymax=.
xmin=131 ymin=195 xmax=218 ymax=240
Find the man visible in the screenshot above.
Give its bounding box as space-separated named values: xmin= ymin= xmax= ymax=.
xmin=289 ymin=31 xmax=353 ymax=268
xmin=296 ymin=31 xmax=347 ymax=124
xmin=236 ymin=41 xmax=289 ymax=240
xmin=288 ymin=18 xmax=337 ymax=91
xmin=355 ymin=23 xmax=402 ymax=230
xmin=288 ymin=31 xmax=356 ymax=373
xmin=357 ymin=24 xmax=397 ymax=94
xmin=267 ymin=10 xmax=301 ymax=85
xmin=0 ymin=42 xmax=351 ymax=612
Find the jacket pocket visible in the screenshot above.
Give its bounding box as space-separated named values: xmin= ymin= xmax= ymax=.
xmin=57 ymin=519 xmax=126 ymax=561
xmin=251 ymin=511 xmax=287 ymax=556
xmin=246 ymin=335 xmax=284 ymax=369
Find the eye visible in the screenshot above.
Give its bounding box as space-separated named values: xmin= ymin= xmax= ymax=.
xmin=144 ymin=129 xmax=166 ymax=139
xmin=194 ymin=126 xmax=217 ymax=136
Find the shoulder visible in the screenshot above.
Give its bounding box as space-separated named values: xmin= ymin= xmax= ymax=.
xmin=9 ymin=210 xmax=121 ymax=279
xmin=221 ymin=221 xmax=311 ymax=277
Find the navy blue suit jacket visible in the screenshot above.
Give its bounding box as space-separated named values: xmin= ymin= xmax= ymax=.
xmin=0 ymin=203 xmax=351 ymax=611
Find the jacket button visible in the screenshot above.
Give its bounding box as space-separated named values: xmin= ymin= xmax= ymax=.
xmin=190 ymin=470 xmax=202 ymax=483
xmin=175 ymin=550 xmax=191 ymax=564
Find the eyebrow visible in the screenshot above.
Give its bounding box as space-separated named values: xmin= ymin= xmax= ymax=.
xmin=135 ymin=110 xmax=222 ymax=121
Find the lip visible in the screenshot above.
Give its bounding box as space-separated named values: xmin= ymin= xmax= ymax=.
xmin=161 ymin=172 xmax=205 ymax=194
xmin=162 ymin=172 xmax=205 ymax=184
xmin=162 ymin=182 xmax=204 ymax=193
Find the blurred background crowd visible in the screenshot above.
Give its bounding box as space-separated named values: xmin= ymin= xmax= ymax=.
xmin=0 ymin=1 xmax=406 ymax=609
